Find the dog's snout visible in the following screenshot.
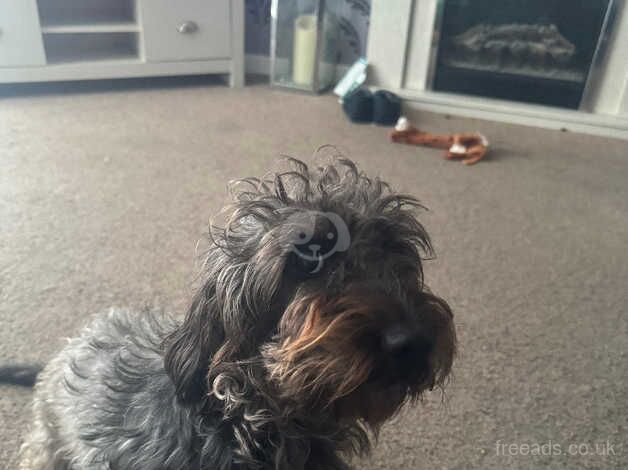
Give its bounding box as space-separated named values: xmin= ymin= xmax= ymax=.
xmin=381 ymin=325 xmax=413 ymax=352
xmin=381 ymin=325 xmax=433 ymax=357
xmin=413 ymin=333 xmax=434 ymax=357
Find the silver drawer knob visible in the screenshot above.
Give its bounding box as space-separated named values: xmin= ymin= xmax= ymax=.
xmin=177 ymin=21 xmax=198 ymax=34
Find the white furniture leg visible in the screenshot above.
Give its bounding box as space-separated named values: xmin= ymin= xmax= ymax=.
xmin=229 ymin=0 xmax=245 ymax=88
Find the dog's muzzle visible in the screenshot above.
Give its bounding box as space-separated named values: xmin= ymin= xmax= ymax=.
xmin=264 ymin=284 xmax=455 ymax=421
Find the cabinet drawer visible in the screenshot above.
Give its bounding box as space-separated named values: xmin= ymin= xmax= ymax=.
xmin=0 ymin=0 xmax=46 ymax=67
xmin=139 ymin=0 xmax=231 ymax=62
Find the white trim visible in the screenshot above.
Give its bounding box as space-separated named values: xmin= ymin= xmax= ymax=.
xmin=0 ymin=59 xmax=232 ymax=83
xmin=245 ymin=53 xmax=349 ymax=81
xmin=134 ymin=0 xmax=146 ymax=63
xmin=384 ymin=87 xmax=628 ymax=140
xmin=619 ymin=74 xmax=628 ymax=116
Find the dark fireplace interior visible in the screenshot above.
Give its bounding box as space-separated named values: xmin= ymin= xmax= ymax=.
xmin=432 ymin=0 xmax=611 ymax=109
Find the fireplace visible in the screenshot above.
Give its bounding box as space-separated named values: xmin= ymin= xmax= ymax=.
xmin=429 ymin=0 xmax=615 ymax=109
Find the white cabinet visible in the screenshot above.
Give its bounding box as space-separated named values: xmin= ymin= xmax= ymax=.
xmin=0 ymin=0 xmax=244 ymax=86
xmin=140 ymin=0 xmax=231 ymax=62
xmin=0 ymin=1 xmax=46 ymax=67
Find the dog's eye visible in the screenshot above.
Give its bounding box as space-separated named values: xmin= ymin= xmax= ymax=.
xmin=326 ymin=232 xmax=334 ymax=240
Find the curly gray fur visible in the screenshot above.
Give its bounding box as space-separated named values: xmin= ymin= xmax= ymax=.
xmin=20 ymin=158 xmax=455 ymax=469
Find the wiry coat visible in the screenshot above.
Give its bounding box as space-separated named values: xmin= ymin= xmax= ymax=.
xmin=20 ymin=158 xmax=456 ymax=469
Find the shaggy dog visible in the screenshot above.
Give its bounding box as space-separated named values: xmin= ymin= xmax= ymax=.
xmin=19 ymin=158 xmax=456 ymax=469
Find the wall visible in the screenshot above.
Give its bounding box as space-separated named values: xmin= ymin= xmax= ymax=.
xmin=244 ymin=0 xmax=371 ymax=65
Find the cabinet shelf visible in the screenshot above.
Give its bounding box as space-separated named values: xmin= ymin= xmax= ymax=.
xmin=43 ymin=32 xmax=139 ymax=65
xmin=37 ymin=0 xmax=136 ymax=26
xmin=41 ymin=22 xmax=140 ymax=34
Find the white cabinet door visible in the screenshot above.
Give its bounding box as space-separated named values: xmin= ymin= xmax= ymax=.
xmin=0 ymin=0 xmax=46 ymax=67
xmin=139 ymin=0 xmax=231 ymax=62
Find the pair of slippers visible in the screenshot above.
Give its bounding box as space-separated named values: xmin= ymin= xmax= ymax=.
xmin=342 ymin=88 xmax=401 ymax=126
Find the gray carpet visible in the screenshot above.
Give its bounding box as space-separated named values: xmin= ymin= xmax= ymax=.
xmin=1 ymin=77 xmax=626 ymax=469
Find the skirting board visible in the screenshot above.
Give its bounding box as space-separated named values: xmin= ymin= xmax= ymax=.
xmin=384 ymin=87 xmax=628 ymax=141
xmin=245 ymin=54 xmax=349 ymax=82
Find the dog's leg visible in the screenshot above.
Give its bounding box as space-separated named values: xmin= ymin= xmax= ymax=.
xmin=19 ymin=394 xmax=61 ymax=470
xmin=19 ymin=371 xmax=72 ymax=470
xmin=19 ymin=424 xmax=56 ymax=469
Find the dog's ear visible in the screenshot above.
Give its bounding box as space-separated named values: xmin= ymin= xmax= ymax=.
xmin=163 ymin=186 xmax=291 ymax=404
xmin=163 ymin=291 xmax=225 ymax=404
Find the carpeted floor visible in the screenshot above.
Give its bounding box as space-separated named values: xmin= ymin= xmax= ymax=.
xmin=1 ymin=76 xmax=626 ymax=469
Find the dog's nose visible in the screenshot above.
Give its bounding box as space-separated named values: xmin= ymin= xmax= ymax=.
xmin=308 ymin=243 xmax=321 ymax=252
xmin=382 ymin=325 xmax=413 ymax=352
xmin=382 ymin=325 xmax=433 ymax=356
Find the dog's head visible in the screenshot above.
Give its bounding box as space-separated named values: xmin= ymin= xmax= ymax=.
xmin=164 ymin=158 xmax=456 ymax=428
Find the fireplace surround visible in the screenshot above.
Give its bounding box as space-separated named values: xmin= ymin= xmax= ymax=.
xmin=367 ymin=0 xmax=628 ymax=138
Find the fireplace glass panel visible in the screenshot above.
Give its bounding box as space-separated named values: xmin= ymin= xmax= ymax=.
xmin=431 ymin=0 xmax=612 ymax=109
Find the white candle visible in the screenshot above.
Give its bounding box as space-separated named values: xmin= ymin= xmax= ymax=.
xmin=292 ymin=15 xmax=318 ymax=86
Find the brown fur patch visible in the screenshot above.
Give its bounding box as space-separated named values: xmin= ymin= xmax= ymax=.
xmin=263 ymin=286 xmax=455 ymax=427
